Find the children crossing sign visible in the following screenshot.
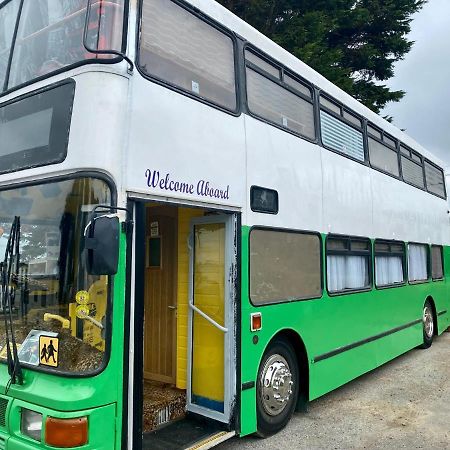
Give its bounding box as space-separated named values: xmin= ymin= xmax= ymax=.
xmin=39 ymin=336 xmax=59 ymax=368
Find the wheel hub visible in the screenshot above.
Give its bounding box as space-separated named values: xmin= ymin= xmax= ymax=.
xmin=260 ymin=354 xmax=293 ymax=416
xmin=423 ymin=306 xmax=434 ymax=338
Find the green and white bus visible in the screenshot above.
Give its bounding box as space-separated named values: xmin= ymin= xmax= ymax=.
xmin=0 ymin=0 xmax=448 ymax=449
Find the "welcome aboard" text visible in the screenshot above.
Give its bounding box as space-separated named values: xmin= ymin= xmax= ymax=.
xmin=145 ymin=169 xmax=230 ymax=200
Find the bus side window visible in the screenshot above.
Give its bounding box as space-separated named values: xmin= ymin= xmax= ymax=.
xmin=374 ymin=241 xmax=405 ymax=287
xmin=326 ymin=236 xmax=371 ymax=294
xmin=320 ymin=96 xmax=364 ymax=163
xmin=407 ymin=243 xmax=429 ymax=282
xmin=431 ymin=245 xmax=444 ymax=280
xmin=139 ymin=0 xmax=237 ymax=111
xmin=249 ymin=228 xmax=322 ymax=305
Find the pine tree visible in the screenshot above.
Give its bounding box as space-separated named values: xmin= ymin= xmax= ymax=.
xmin=217 ymin=0 xmax=426 ymax=114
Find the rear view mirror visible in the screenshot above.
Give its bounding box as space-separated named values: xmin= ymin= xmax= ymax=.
xmin=84 ymin=214 xmax=119 ymax=275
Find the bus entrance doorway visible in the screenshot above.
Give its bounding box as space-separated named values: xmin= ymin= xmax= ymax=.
xmin=138 ymin=203 xmax=237 ymax=449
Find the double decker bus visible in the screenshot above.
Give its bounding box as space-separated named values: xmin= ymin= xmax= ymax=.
xmin=0 ymin=0 xmax=448 ymax=449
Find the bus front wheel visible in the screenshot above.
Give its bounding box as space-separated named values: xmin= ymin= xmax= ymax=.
xmin=256 ymin=339 xmax=299 ymax=437
xmin=420 ymin=300 xmax=434 ymax=349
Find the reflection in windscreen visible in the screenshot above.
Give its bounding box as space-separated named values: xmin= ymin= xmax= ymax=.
xmin=0 ymin=177 xmax=111 ymax=374
xmin=0 ymin=0 xmax=20 ymax=89
xmin=6 ymin=0 xmax=125 ymax=89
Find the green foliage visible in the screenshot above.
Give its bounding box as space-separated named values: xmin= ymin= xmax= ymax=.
xmin=217 ymin=0 xmax=426 ymax=113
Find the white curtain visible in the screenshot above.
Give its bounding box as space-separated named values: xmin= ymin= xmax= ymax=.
xmin=375 ymin=255 xmax=403 ymax=286
xmin=327 ymin=255 xmax=369 ymax=292
xmin=408 ymin=244 xmax=428 ymax=281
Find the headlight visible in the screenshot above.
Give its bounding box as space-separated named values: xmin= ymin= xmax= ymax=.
xmin=21 ymin=409 xmax=42 ymax=441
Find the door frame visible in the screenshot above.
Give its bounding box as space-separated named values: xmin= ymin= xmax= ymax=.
xmin=126 ymin=199 xmax=241 ymax=450
xmin=186 ymin=214 xmax=237 ymax=424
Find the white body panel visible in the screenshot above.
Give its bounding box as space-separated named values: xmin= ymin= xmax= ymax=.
xmin=0 ymin=67 xmax=129 ymax=196
xmin=125 ymin=76 xmax=246 ymax=210
xmin=0 ymin=0 xmax=447 ymax=248
xmin=245 ymin=115 xmax=322 ymax=232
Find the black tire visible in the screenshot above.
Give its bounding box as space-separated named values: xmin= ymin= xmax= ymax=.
xmin=256 ymin=339 xmax=299 ymax=438
xmin=419 ymin=300 xmax=434 ymax=349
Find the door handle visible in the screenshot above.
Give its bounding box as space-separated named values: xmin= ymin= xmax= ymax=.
xmin=168 ymin=305 xmax=177 ymax=310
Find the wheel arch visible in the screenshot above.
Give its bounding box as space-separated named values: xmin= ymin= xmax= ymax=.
xmin=425 ymin=295 xmax=438 ymax=335
xmin=264 ymin=329 xmax=310 ymax=411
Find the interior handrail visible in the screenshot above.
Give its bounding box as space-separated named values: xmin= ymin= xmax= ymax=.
xmin=189 ymin=302 xmax=228 ymax=333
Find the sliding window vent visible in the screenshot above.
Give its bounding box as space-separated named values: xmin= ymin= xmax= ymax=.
xmin=320 ymin=111 xmax=364 ymax=161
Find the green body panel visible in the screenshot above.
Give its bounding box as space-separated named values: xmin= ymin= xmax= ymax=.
xmin=239 ymin=226 xmax=450 ymax=436
xmin=0 ymin=232 xmax=127 ymax=449
xmin=1 ymin=221 xmax=448 ymax=446
xmin=6 ymin=403 xmax=116 ymax=449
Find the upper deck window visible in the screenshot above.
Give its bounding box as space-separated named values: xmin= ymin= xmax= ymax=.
xmin=0 ymin=0 xmax=20 ymax=89
xmin=245 ymin=50 xmax=280 ymax=79
xmin=139 ymin=0 xmax=237 ymax=111
xmin=1 ymin=0 xmax=125 ymax=92
xmin=424 ymin=161 xmax=445 ymax=198
xmin=245 ymin=49 xmax=316 ymax=140
xmin=320 ymin=96 xmax=364 ymax=162
xmin=367 ymin=124 xmax=399 ymax=177
xmin=400 ymin=145 xmax=425 ymax=189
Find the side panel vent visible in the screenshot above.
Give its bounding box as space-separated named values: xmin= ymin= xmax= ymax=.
xmin=0 ymin=398 xmax=9 ymax=428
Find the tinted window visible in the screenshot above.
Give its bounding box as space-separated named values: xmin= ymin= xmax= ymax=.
xmin=424 ymin=161 xmax=445 ymax=198
xmin=284 ymin=74 xmax=312 ymax=98
xmin=369 ymin=138 xmax=399 ymax=176
xmin=431 ymin=245 xmax=443 ymax=280
xmin=384 ymin=134 xmax=396 ymax=148
xmin=343 ymin=110 xmax=361 ymax=127
xmin=320 ymin=110 xmax=364 ymax=161
xmin=245 ymin=50 xmax=280 ymax=79
xmin=250 ymin=229 xmax=321 ymax=304
xmin=0 ymin=81 xmax=74 ymax=174
xmin=246 ymin=67 xmax=315 ymax=139
xmin=367 ymin=124 xmax=382 ymax=139
xmin=250 ymin=186 xmax=278 ymax=214
xmin=139 ymin=0 xmax=236 ymax=110
xmin=320 ymin=97 xmax=340 ymax=115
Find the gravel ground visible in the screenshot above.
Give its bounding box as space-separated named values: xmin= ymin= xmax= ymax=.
xmin=220 ymin=331 xmax=450 ymax=450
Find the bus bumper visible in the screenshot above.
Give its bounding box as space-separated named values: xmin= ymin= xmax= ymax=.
xmin=0 ymin=400 xmax=116 ymax=449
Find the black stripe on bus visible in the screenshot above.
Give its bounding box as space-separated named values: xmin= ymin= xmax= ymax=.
xmin=437 ymin=310 xmax=447 ymax=316
xmin=313 ymin=318 xmax=422 ymax=363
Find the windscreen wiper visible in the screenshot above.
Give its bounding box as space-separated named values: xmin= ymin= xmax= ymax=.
xmin=1 ymin=216 xmax=23 ymax=391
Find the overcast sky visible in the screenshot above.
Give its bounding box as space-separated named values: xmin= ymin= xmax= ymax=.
xmin=382 ymin=0 xmax=450 ymax=167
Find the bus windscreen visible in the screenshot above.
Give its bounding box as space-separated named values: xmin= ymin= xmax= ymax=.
xmin=0 ymin=0 xmax=125 ymax=92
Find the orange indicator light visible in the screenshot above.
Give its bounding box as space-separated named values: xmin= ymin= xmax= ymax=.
xmin=251 ymin=313 xmax=262 ymax=332
xmin=45 ymin=416 xmax=88 ymax=448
